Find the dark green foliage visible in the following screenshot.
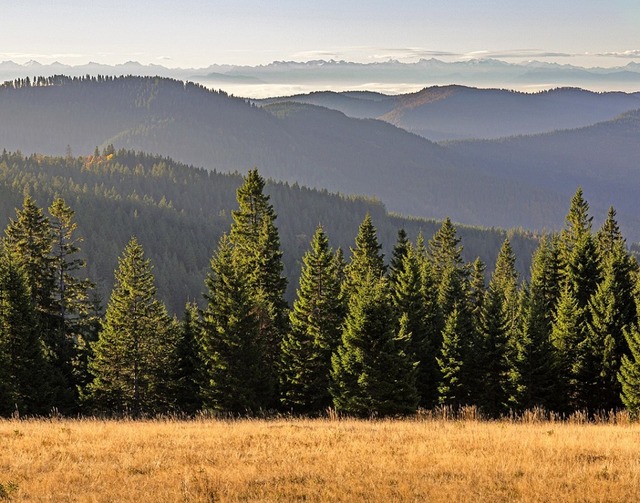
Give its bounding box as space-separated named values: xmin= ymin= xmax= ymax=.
xmin=437 ymin=308 xmax=467 ymax=408
xmin=477 ymin=264 xmax=513 ymax=418
xmin=513 ymin=236 xmax=562 ymax=411
xmin=280 ymin=226 xmax=344 ymax=413
xmin=0 ymin=150 xmax=539 ymax=314
xmin=87 ymin=237 xmax=177 ymax=416
xmin=0 ymin=246 xmax=51 ymax=416
xmin=331 ymin=272 xmax=418 ymax=416
xmin=229 ymin=169 xmax=288 ymax=405
xmin=391 ymin=244 xmax=437 ymax=407
xmin=428 ymin=217 xmax=465 ymax=286
xmin=619 ymin=324 xmax=640 ymax=418
xmin=342 ymin=214 xmax=386 ymax=300
xmin=551 ymin=286 xmax=585 ymax=412
xmin=581 ymin=240 xmax=636 ymax=411
xmin=200 ymin=235 xmax=269 ymax=413
xmin=389 ymin=228 xmax=409 ymax=288
xmin=174 ymin=302 xmax=204 ymax=415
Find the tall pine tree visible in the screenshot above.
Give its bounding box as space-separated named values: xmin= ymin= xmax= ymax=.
xmin=280 ymin=226 xmax=344 ymax=414
xmin=87 ymin=237 xmax=176 ymax=416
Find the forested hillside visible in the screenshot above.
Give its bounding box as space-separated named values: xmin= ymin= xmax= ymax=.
xmin=0 ymin=75 xmax=604 ymax=237
xmin=2 ymin=167 xmax=639 ymax=420
xmin=257 ymin=86 xmax=640 ymax=140
xmin=0 ymin=149 xmax=537 ymax=313
xmin=447 ymin=110 xmax=640 ymax=239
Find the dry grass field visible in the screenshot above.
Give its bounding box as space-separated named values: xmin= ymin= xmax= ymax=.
xmin=1 ymin=414 xmax=640 ymax=502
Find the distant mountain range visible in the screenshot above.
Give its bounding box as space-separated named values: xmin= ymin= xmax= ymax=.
xmin=1 ymin=58 xmax=640 ymax=97
xmin=1 ymin=75 xmax=639 ymax=243
xmin=256 ymin=86 xmax=640 ymax=140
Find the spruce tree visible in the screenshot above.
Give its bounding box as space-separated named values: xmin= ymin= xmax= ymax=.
xmin=428 ymin=217 xmax=465 ymax=285
xmin=0 ymin=246 xmax=51 ymax=415
xmin=468 ymin=258 xmax=486 ymax=332
xmin=200 ymin=235 xmax=268 ymax=413
xmin=391 ymin=244 xmax=437 ymax=407
xmin=331 ymin=272 xmax=418 ymax=416
xmin=342 ymin=214 xmax=386 ymax=300
xmin=477 ymin=270 xmax=512 ymax=418
xmin=229 ymin=169 xmax=288 ymax=405
xmin=87 ymin=237 xmax=176 ymax=416
xmin=618 ymin=324 xmax=640 ymax=418
xmin=514 ymin=236 xmax=562 ymax=411
xmin=582 ymin=241 xmax=636 ymax=411
xmin=174 ymin=302 xmax=204 ymax=414
xmin=48 ymin=197 xmax=94 ymax=410
xmin=389 ymin=228 xmax=410 ymax=288
xmin=551 ymin=285 xmax=585 ymax=412
xmin=280 ymin=226 xmax=344 ymax=414
xmin=437 ymin=308 xmax=466 ymax=408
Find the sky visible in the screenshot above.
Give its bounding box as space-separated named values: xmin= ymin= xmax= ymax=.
xmin=2 ymin=0 xmax=640 ymax=68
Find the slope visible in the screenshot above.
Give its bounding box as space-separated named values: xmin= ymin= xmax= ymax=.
xmin=0 ymin=149 xmax=539 ymax=314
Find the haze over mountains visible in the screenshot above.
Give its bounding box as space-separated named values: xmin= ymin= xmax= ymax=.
xmin=257 ymin=86 xmax=640 ymax=140
xmin=2 ymin=58 xmax=640 ymax=97
xmin=1 ymin=75 xmax=639 ymax=242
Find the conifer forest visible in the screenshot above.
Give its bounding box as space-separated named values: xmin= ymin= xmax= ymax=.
xmin=2 ymin=165 xmax=640 ymax=420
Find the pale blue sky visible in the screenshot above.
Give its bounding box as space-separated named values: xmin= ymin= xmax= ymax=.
xmin=2 ymin=0 xmax=639 ymax=68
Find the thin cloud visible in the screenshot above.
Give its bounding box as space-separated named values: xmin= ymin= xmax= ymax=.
xmin=594 ymin=50 xmax=640 ymax=58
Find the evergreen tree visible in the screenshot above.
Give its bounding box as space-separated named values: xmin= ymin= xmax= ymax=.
xmin=389 ymin=228 xmax=409 ymax=288
xmin=48 ymin=197 xmax=94 ymax=410
xmin=514 ymin=236 xmax=562 ymax=411
xmin=551 ymin=285 xmax=585 ymax=412
xmin=4 ymin=195 xmax=55 ymax=319
xmin=618 ymin=324 xmax=640 ymax=418
xmin=477 ymin=268 xmax=512 ymax=418
xmin=437 ymin=264 xmax=478 ymax=401
xmin=174 ymin=302 xmax=204 ymax=414
xmin=331 ymin=272 xmax=418 ymax=416
xmin=200 ymin=235 xmax=268 ymax=413
xmin=280 ymin=226 xmax=344 ymax=414
xmin=0 ymin=246 xmax=51 ymax=415
xmin=582 ymin=240 xmax=636 ymax=411
xmin=468 ymin=258 xmax=486 ymax=332
xmin=342 ymin=214 xmax=386 ymax=300
xmin=428 ymin=217 xmax=465 ymax=285
xmin=87 ymin=237 xmax=176 ymax=416
xmin=437 ymin=308 xmax=466 ymax=408
xmin=229 ymin=169 xmax=288 ymax=405
xmin=391 ymin=244 xmax=436 ymax=407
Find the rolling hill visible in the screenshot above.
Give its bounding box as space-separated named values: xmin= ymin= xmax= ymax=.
xmin=257 ymin=86 xmax=640 ymax=141
xmin=0 ymin=75 xmax=638 ymax=241
xmin=0 ymin=149 xmax=538 ymax=313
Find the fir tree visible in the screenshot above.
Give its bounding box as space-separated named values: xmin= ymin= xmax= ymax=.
xmin=437 ymin=308 xmax=466 ymax=408
xmin=428 ymin=217 xmax=465 ymax=285
xmin=582 ymin=241 xmax=636 ymax=411
xmin=391 ymin=244 xmax=436 ymax=407
xmin=48 ymin=197 xmax=94 ymax=410
xmin=618 ymin=324 xmax=640 ymax=418
xmin=477 ymin=271 xmax=512 ymax=418
xmin=280 ymin=226 xmax=344 ymax=414
xmin=87 ymin=237 xmax=176 ymax=416
xmin=514 ymin=236 xmax=562 ymax=411
xmin=229 ymin=169 xmax=288 ymax=405
xmin=551 ymin=285 xmax=585 ymax=412
xmin=389 ymin=228 xmax=409 ymax=288
xmin=200 ymin=235 xmax=268 ymax=413
xmin=468 ymin=258 xmax=486 ymax=332
xmin=342 ymin=214 xmax=386 ymax=300
xmin=0 ymin=246 xmax=51 ymax=415
xmin=331 ymin=272 xmax=418 ymax=416
xmin=174 ymin=302 xmax=204 ymax=414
